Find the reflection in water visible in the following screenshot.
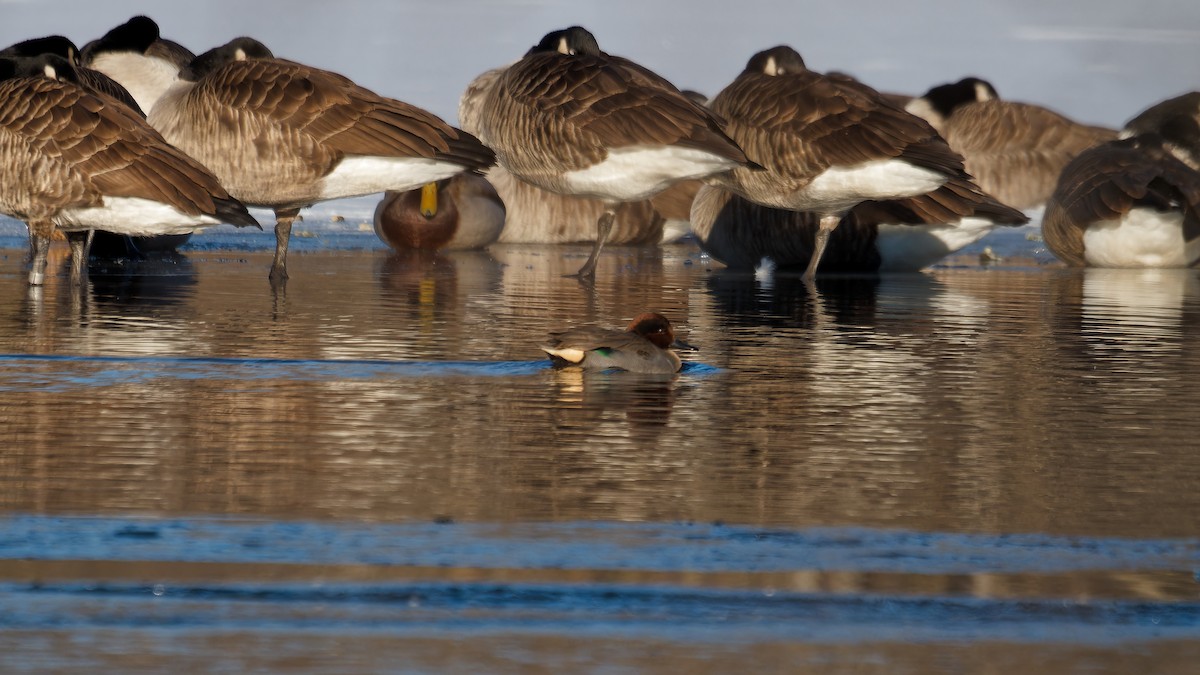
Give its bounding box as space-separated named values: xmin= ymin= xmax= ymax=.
xmin=1081 ymin=268 xmax=1200 ymax=352
xmin=0 ymin=245 xmax=1198 ymax=672
xmin=0 ymin=252 xmax=1195 ymax=536
xmin=87 ymin=253 xmax=198 ymax=310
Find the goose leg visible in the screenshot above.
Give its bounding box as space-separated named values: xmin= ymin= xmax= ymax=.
xmin=66 ymin=230 xmax=91 ymax=286
xmin=270 ymin=207 xmax=302 ymax=283
xmin=803 ymin=214 xmax=841 ymax=281
xmin=573 ymin=205 xmax=618 ymax=279
xmin=25 ymin=224 xmax=36 ymax=264
xmin=27 ymin=221 xmax=52 ymax=286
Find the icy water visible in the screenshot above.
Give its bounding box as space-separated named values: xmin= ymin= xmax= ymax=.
xmin=0 ymin=205 xmax=1198 ymax=673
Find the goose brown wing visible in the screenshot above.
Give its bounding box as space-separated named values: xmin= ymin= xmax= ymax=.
xmin=0 ymin=78 xmax=98 ymax=212
xmin=1052 ymin=141 xmax=1200 ymax=240
xmin=943 ymin=101 xmax=1117 ymax=207
xmin=10 ymin=78 xmax=254 ymax=225
xmin=497 ymin=53 xmax=748 ymax=167
xmin=712 ymin=71 xmax=967 ymax=182
xmin=197 ymin=60 xmax=493 ymax=171
xmin=946 ymin=101 xmax=1116 ymax=159
xmin=852 ymin=177 xmax=1028 ymax=226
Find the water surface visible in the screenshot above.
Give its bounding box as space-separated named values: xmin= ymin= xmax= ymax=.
xmin=0 ymin=212 xmax=1197 ymax=673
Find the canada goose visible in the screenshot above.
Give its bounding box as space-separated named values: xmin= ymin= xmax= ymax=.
xmin=468 ymin=26 xmax=753 ymax=278
xmin=80 ymin=18 xmax=198 ymax=257
xmin=1 ymin=35 xmax=144 ymax=114
xmin=0 ymin=54 xmax=258 ymax=285
xmin=691 ymin=178 xmax=1027 ymax=271
xmin=2 ymin=35 xmax=195 ymax=258
xmin=708 ymin=46 xmax=981 ymax=280
xmin=145 ymin=37 xmax=494 ymax=282
xmin=651 ymin=90 xmax=707 ymax=242
xmin=373 ymin=174 xmax=505 ymax=251
xmin=459 ymin=65 xmax=667 ymax=246
xmin=79 ymin=15 xmax=194 ymax=114
xmin=2 ymin=36 xmax=144 ymax=258
xmin=904 ymin=77 xmax=999 ymax=135
xmin=906 ymin=77 xmax=1117 ymax=209
xmin=1042 ymin=93 xmax=1200 ymax=268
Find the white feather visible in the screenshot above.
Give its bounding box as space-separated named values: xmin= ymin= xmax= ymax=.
xmin=319 ymin=157 xmax=466 ymax=201
xmin=1082 ymin=207 xmax=1200 ymax=267
xmin=563 ymin=146 xmax=738 ymax=202
xmin=88 ymin=52 xmax=181 ymax=114
xmin=56 ymin=197 xmax=220 ymax=235
xmin=798 ymin=160 xmax=947 ymax=213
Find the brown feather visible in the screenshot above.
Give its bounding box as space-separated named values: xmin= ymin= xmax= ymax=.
xmin=0 ymin=75 xmax=255 ymax=233
xmin=709 ymin=52 xmax=969 ymax=215
xmin=942 ymin=100 xmax=1117 ymax=209
xmin=479 ymin=50 xmax=748 ymax=187
xmin=1043 ymin=136 xmax=1200 ymax=265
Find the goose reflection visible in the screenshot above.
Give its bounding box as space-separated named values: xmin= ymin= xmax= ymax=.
xmin=89 ymin=231 xmax=192 ymax=259
xmin=85 ymin=250 xmax=197 ymax=309
xmin=488 ymin=243 xmax=670 ymax=326
xmin=704 ymin=269 xmax=881 ymax=329
xmin=1043 ymin=269 xmax=1200 ymax=437
xmin=10 ymin=251 xmax=204 ymax=356
xmin=11 ymin=248 xmax=197 ymax=330
xmin=1073 ymin=268 xmax=1200 ymax=357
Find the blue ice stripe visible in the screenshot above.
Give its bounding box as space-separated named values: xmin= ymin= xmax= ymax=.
xmin=0 ymin=516 xmax=1193 ymax=575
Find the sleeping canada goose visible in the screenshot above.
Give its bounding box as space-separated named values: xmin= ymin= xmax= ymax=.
xmin=468 ymin=25 xmax=753 ymax=278
xmin=1042 ymin=92 xmax=1200 ymax=267
xmin=2 ymin=36 xmax=145 ymax=259
xmin=1 ymin=35 xmax=144 ymax=114
xmin=373 ymin=174 xmax=505 ymax=251
xmin=904 ymin=76 xmax=999 ymax=135
xmin=708 ymin=45 xmax=981 ymax=280
xmin=906 ymin=77 xmax=1117 ymax=209
xmin=459 ymin=64 xmax=667 ymax=245
xmin=80 ymin=17 xmax=200 ymax=256
xmin=0 ymin=54 xmax=258 ymax=285
xmin=79 ymin=15 xmax=194 ymax=114
xmin=145 ymin=37 xmax=495 ymax=282
xmin=691 ymin=177 xmax=1027 ymax=271
xmin=2 ymin=34 xmax=197 ymax=257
